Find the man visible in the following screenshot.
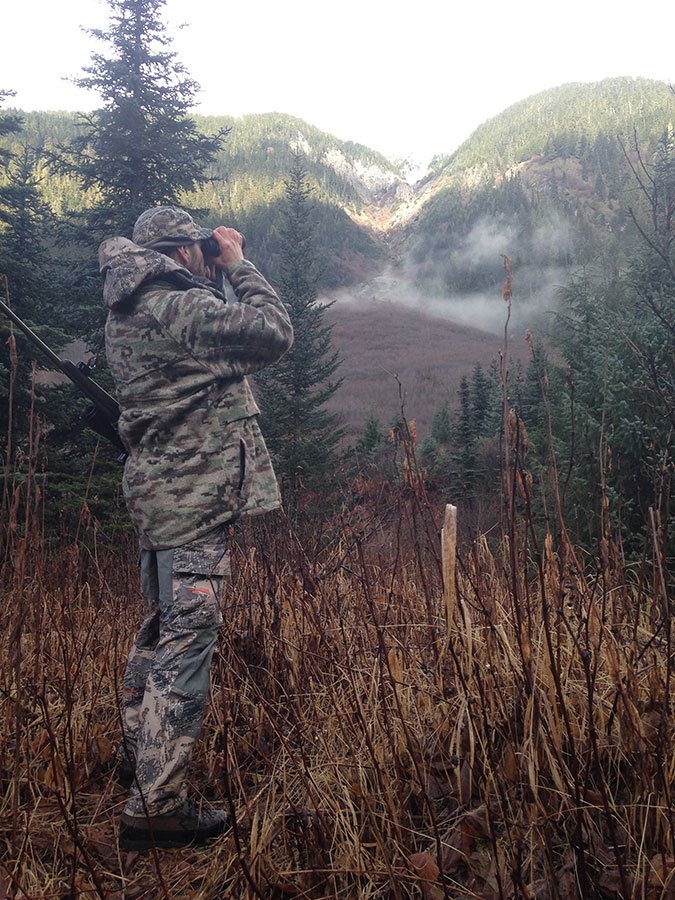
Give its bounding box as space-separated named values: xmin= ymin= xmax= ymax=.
xmin=99 ymin=206 xmax=293 ymax=851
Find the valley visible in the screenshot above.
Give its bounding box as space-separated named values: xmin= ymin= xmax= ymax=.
xmin=2 ymin=76 xmax=674 ymax=445
xmin=323 ymin=292 xmax=525 ymax=443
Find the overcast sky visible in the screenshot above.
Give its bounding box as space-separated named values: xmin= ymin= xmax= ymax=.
xmin=2 ymin=0 xmax=673 ymax=166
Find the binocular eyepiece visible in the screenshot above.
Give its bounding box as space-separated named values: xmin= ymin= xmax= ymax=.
xmin=201 ymin=233 xmax=246 ymax=260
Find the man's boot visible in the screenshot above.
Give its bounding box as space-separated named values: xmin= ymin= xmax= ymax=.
xmin=119 ymin=799 xmax=228 ymax=850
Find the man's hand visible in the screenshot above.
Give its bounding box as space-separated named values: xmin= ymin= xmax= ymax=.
xmin=212 ymin=226 xmax=245 ymax=269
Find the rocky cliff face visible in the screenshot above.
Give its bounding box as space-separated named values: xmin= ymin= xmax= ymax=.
xmin=317 ymin=145 xmax=445 ymax=237
xmin=321 ymin=147 xmax=402 ymax=203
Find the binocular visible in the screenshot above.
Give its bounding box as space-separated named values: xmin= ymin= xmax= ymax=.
xmin=201 ymin=233 xmax=246 ymax=260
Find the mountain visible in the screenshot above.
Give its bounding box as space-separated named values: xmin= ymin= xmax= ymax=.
xmin=4 ymin=79 xmax=674 ymax=298
xmin=432 ymin=76 xmax=675 ymax=177
xmin=398 ymin=77 xmax=675 ymax=325
xmin=323 ymin=294 xmax=527 ymax=443
xmin=186 ymin=112 xmax=415 ymax=287
xmin=0 ymin=109 xmax=402 ymax=288
xmin=185 ymin=79 xmax=675 ymax=310
xmin=2 ymin=77 xmax=675 ymax=433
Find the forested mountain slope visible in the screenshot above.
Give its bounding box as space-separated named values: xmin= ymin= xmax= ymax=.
xmin=2 ymin=77 xmax=673 ymax=308
xmin=188 ymin=112 xmax=410 ymax=285
xmin=434 ymin=77 xmax=675 ymax=176
xmin=405 ymin=77 xmax=675 ymax=319
xmin=0 ymin=110 xmax=400 ymax=287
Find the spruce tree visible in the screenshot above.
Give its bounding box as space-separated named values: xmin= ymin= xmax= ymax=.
xmin=430 ymin=399 xmax=452 ymax=444
xmin=453 ymin=375 xmax=478 ymax=499
xmin=255 ymin=153 xmax=343 ymax=501
xmin=0 ymin=127 xmax=69 ymax=445
xmin=547 ymin=130 xmax=675 ymax=550
xmin=470 ymin=363 xmax=493 ymax=437
xmin=51 ymin=0 xmax=225 ymax=240
xmin=22 ymin=2 xmax=227 ymax=532
xmin=0 ymin=91 xmax=22 ymax=168
xmin=355 ymin=410 xmax=383 ymax=462
xmin=420 ymin=400 xmax=451 ymax=480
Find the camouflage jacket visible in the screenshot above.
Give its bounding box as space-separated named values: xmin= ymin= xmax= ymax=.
xmin=99 ymin=237 xmax=293 ymax=550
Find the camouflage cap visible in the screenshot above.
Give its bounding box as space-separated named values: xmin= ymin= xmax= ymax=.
xmin=133 ymin=206 xmax=212 ymax=250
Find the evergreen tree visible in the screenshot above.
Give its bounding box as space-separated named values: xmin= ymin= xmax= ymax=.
xmin=470 ymin=362 xmax=493 ymax=436
xmin=0 ymin=136 xmax=104 ymax=540
xmin=255 ymin=153 xmax=343 ymax=501
xmin=50 ymin=0 xmax=225 ymax=240
xmin=0 ymin=131 xmax=70 ymax=445
xmin=452 ymin=375 xmax=478 ymax=499
xmin=0 ymin=147 xmax=60 ymax=308
xmin=548 ymin=126 xmax=675 ymax=552
xmin=0 ymin=91 xmax=22 ymax=168
xmin=430 ymin=399 xmax=452 ymax=444
xmin=354 ymin=410 xmax=383 ymax=462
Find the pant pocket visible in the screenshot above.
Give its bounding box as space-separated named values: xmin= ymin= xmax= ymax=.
xmin=172 ymin=527 xmax=231 ymax=579
xmin=170 ymin=629 xmax=219 ymax=698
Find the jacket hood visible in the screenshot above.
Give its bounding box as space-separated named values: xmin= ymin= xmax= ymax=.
xmin=99 ymin=237 xmax=192 ymax=309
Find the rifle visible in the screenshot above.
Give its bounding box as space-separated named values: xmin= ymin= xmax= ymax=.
xmin=0 ymin=296 xmax=128 ymax=461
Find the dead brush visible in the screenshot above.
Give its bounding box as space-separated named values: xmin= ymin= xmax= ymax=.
xmin=1 ymin=429 xmax=674 ymax=899
xmin=1 ymin=286 xmax=674 ymax=899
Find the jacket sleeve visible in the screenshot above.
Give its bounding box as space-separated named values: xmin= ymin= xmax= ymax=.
xmin=152 ymin=259 xmax=294 ymax=379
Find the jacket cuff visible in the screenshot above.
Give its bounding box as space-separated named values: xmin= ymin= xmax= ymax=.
xmin=224 ymin=259 xmax=250 ymax=278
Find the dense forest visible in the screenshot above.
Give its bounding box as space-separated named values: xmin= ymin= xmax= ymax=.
xmin=0 ymin=109 xmax=392 ymax=289
xmin=2 ymin=76 xmax=673 ymax=303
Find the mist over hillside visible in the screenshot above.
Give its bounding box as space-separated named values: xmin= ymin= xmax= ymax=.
xmin=396 ymin=77 xmax=675 ymax=336
xmin=201 ymin=77 xmax=673 ymax=342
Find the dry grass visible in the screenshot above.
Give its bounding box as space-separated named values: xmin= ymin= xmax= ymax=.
xmin=1 ymin=273 xmax=672 ymax=898
xmin=1 ymin=463 xmax=672 ymax=900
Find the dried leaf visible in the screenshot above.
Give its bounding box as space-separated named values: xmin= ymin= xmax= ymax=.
xmin=44 ymin=757 xmax=66 ymax=791
xmin=91 ymin=735 xmax=114 ymax=767
xmin=502 ymin=744 xmax=518 ymax=782
xmin=388 ymin=647 xmax=403 ymax=683
xmin=85 ymin=829 xmax=121 ymax=873
xmin=555 ymin=852 xmax=579 ymax=899
xmin=440 ymin=830 xmax=464 ymax=874
xmin=641 ymin=709 xmax=661 ymax=748
xmin=648 ymin=854 xmax=675 ymax=895
xmin=459 ymin=758 xmax=472 ymax=802
xmin=29 ymin=728 xmax=51 ymax=760
xmin=74 ymin=875 xmax=95 ymax=894
xmin=519 ymin=620 xmax=532 ymax=667
xmin=123 ymin=884 xmax=156 ymax=900
xmin=466 ymin=847 xmax=492 ymax=881
xmin=426 ymin=771 xmax=452 ymax=800
xmin=597 ymin=866 xmax=623 ymax=897
xmin=123 ymin=850 xmax=140 ymax=874
xmin=461 ymin=807 xmax=489 ymax=843
xmin=410 ymin=852 xmax=444 ymax=900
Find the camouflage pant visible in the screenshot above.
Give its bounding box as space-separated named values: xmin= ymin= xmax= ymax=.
xmin=121 ymin=526 xmax=230 ymax=818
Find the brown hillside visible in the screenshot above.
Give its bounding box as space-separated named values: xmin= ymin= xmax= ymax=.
xmin=323 ymin=298 xmax=529 ymax=442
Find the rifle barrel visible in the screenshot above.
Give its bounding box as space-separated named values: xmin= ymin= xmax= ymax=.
xmin=0 ymin=295 xmax=127 ymax=460
xmin=0 ymin=296 xmax=63 ymax=369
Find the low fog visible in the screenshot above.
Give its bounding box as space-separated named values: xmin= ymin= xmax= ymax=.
xmin=325 ymin=215 xmax=576 ymax=339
